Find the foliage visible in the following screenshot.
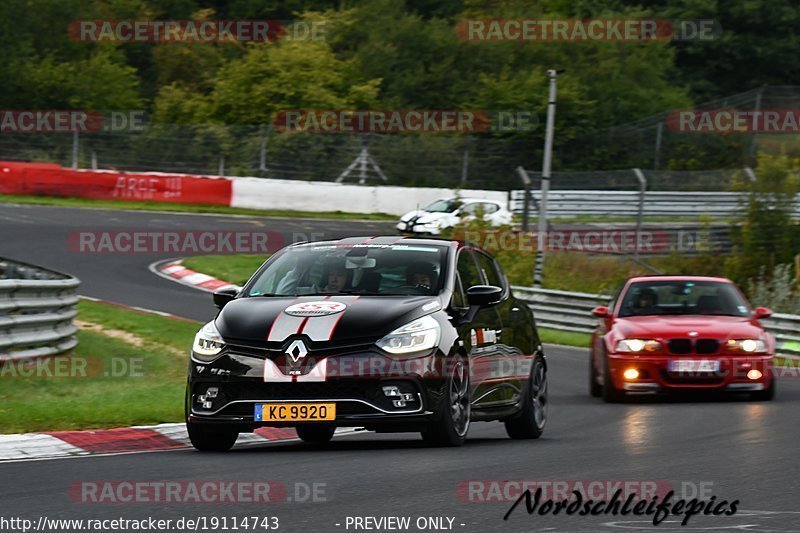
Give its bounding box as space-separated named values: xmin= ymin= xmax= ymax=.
xmin=748 ymin=263 xmax=800 ymax=314
xmin=724 ymin=154 xmax=800 ymax=285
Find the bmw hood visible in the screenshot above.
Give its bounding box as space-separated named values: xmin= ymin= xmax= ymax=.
xmin=616 ymin=315 xmax=766 ymax=341
xmin=215 ymin=295 xmax=442 ymax=346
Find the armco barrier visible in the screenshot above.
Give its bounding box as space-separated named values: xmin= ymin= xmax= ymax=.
xmin=0 ymin=258 xmax=80 ymax=360
xmin=0 ymin=161 xmax=231 ymax=206
xmin=508 ymin=190 xmax=800 ymax=219
xmin=512 ymin=285 xmax=800 ymax=359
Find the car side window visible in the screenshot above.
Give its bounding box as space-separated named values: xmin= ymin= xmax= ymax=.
xmin=475 ymin=251 xmax=504 ymax=290
xmin=452 ymin=272 xmax=467 ymax=308
xmin=456 ymin=249 xmax=482 ymax=292
xmin=482 ymin=203 xmax=498 ymax=214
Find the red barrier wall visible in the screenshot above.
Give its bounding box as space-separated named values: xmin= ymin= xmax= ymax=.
xmin=0 ymin=161 xmax=232 ymax=206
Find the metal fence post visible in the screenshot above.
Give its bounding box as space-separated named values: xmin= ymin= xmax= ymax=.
xmin=632 ymin=168 xmax=647 ymax=260
xmin=460 ymin=143 xmax=469 ymax=186
xmin=516 ymin=166 xmax=532 ymax=232
xmin=653 ymin=121 xmax=663 ymax=170
xmin=259 ymin=125 xmax=271 ymax=172
xmin=534 ymin=69 xmax=559 ymax=287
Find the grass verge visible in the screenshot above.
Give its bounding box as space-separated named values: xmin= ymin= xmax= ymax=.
xmin=0 ymin=300 xmax=199 ymax=433
xmin=539 ymin=328 xmax=591 ymax=349
xmin=182 ymin=255 xmax=267 ymax=287
xmin=0 ymin=194 xmax=396 ymax=221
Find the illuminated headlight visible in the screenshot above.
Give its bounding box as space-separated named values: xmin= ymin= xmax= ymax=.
xmin=192 ymin=320 xmax=226 ymax=361
xmin=727 ymin=339 xmax=767 ymax=353
xmin=615 ymin=339 xmax=661 ymax=353
xmin=377 ymin=315 xmax=440 ymax=355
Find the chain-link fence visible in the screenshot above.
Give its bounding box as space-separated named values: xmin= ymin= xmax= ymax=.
xmin=1 ymin=86 xmax=798 ymax=190
xmin=0 ymin=126 xmax=540 ymax=191
xmin=558 ymin=86 xmax=800 ymax=171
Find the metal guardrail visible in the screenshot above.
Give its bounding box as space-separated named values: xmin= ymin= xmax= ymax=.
xmin=512 ymin=285 xmax=800 ymax=359
xmin=508 ymin=190 xmax=800 ymax=219
xmin=0 ymin=259 xmax=80 ymax=360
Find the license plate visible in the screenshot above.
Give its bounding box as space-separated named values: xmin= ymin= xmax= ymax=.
xmin=254 ymin=403 xmax=335 ymax=422
xmin=668 ymin=360 xmax=720 ymax=373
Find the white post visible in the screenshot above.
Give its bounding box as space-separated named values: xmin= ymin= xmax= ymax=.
xmin=71 ymin=130 xmax=79 ymax=169
xmin=534 ymin=69 xmax=558 ymax=287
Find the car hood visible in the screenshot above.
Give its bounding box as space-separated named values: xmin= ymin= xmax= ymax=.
xmin=216 ymin=295 xmax=441 ymax=346
xmin=614 ymin=315 xmax=765 ymax=340
xmin=400 ymin=209 xmax=426 ymax=222
xmin=399 ymin=210 xmax=450 ymax=224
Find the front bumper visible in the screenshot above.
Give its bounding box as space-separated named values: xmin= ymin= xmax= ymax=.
xmin=187 ymin=349 xmax=446 ymax=430
xmin=608 ymin=354 xmax=774 ymax=393
xmin=395 ymin=221 xmax=441 ymax=235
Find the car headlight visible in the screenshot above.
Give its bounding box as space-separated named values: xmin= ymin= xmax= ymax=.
xmin=726 ymin=339 xmax=767 ymax=353
xmin=192 ymin=320 xmax=226 ymax=361
xmin=615 ymin=339 xmax=661 ymax=353
xmin=376 ymin=315 xmax=440 ymax=355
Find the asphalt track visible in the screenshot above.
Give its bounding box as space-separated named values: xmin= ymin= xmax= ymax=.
xmin=1 ymin=203 xmax=800 ymax=532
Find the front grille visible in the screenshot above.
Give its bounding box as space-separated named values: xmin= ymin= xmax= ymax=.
xmin=667 ymin=338 xmax=720 ymax=355
xmin=695 ymin=339 xmax=719 ymax=354
xmin=660 ymin=370 xmax=726 ymax=385
xmin=233 ymin=380 xmax=378 ymax=401
xmin=668 ymin=339 xmax=692 ymax=354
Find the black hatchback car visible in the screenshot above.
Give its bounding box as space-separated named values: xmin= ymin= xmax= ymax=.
xmin=186 ymin=236 xmax=547 ymax=450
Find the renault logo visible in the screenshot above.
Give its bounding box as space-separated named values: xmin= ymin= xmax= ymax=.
xmin=285 ymin=339 xmax=308 ymax=364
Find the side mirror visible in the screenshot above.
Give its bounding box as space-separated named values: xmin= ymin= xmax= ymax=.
xmin=466 ymin=285 xmax=503 ymax=308
xmin=213 ymin=288 xmax=239 ymax=309
xmin=754 ymin=306 xmax=772 ymax=319
xmin=592 ymin=306 xmax=610 ymax=318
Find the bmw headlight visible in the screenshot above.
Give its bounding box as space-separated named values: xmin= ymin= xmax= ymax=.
xmin=726 ymin=339 xmax=767 ymax=353
xmin=377 ymin=315 xmax=440 ymax=355
xmin=192 ymin=320 xmax=226 ymax=361
xmin=615 ymin=339 xmax=662 ymax=353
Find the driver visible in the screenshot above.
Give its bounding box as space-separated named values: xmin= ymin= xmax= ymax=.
xmin=633 ymin=288 xmax=658 ymax=314
xmin=407 ymin=261 xmax=437 ymax=289
xmin=322 ymin=261 xmax=349 ymax=293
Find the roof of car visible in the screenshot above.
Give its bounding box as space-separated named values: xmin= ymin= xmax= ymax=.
xmin=435 ymin=197 xmax=502 ymax=204
xmin=627 ymin=275 xmax=733 ymax=284
xmin=292 ymin=236 xmax=461 ymax=249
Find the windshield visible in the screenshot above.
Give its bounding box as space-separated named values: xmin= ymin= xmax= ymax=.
xmin=423 ymin=199 xmax=459 ymax=213
xmin=245 ymin=243 xmax=447 ymax=297
xmin=618 ymin=280 xmax=751 ymax=318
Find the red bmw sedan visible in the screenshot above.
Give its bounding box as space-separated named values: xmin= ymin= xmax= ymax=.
xmin=589 ymin=276 xmax=776 ymax=402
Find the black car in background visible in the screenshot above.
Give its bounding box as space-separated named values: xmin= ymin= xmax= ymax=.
xmin=186 ymin=236 xmax=547 ymax=450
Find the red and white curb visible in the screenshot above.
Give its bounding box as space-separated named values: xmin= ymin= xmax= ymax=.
xmin=150 ymin=259 xmax=241 ymax=293
xmin=0 ymin=424 xmax=358 ymax=463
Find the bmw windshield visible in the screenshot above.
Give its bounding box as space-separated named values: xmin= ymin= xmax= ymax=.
xmin=619 ymin=280 xmax=751 ymax=318
xmin=245 ymin=243 xmax=448 ymax=297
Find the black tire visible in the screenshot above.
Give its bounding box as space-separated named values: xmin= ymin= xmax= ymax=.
xmin=505 ymin=355 xmax=548 ymax=439
xmin=296 ymin=424 xmax=336 ymax=443
xmin=602 ymin=356 xmax=625 ymax=403
xmin=589 ymin=353 xmax=602 ymax=397
xmin=187 ymin=422 xmax=239 ymax=452
xmin=752 ymin=378 xmax=776 ymax=401
xmin=422 ymin=355 xmax=470 ymax=447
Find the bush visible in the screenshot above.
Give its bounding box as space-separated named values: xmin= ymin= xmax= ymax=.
xmin=747 ymin=263 xmax=800 ymax=313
